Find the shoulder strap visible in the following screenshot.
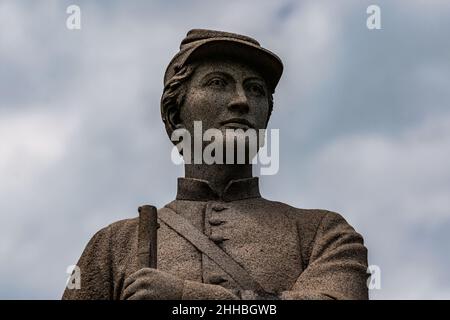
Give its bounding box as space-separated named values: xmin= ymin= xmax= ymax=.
xmin=159 ymin=207 xmax=268 ymax=295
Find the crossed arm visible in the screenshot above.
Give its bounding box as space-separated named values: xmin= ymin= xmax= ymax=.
xmin=121 ymin=212 xmax=368 ymax=300
xmin=62 ymin=212 xmax=368 ymax=300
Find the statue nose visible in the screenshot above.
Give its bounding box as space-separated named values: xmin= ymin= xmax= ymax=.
xmin=227 ymin=87 xmax=249 ymax=113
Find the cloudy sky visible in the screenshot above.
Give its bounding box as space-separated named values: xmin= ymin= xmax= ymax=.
xmin=1 ymin=0 xmax=449 ymax=299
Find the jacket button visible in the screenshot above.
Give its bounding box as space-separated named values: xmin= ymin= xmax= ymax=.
xmin=208 ymin=218 xmax=225 ymax=226
xmin=211 ymin=204 xmax=227 ymax=212
xmin=209 ymin=234 xmax=227 ymax=243
xmin=207 ymin=275 xmax=227 ymax=284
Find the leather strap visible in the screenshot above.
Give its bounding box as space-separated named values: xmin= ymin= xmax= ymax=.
xmin=158 ymin=207 xmax=268 ymax=295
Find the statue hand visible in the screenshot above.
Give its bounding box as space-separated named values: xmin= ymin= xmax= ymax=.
xmin=182 ymin=280 xmax=240 ymax=300
xmin=121 ymin=268 xmax=241 ymax=300
xmin=121 ymin=268 xmax=184 ymax=300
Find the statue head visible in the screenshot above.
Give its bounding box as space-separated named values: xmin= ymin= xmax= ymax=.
xmin=160 ymin=29 xmax=283 ymax=162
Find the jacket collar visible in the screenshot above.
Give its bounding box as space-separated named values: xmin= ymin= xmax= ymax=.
xmin=176 ymin=177 xmax=261 ymax=202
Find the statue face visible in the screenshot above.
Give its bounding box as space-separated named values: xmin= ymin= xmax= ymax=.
xmin=179 ymin=58 xmax=270 ymax=136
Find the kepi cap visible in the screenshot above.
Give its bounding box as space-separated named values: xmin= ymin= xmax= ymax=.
xmin=164 ymin=29 xmax=283 ymax=93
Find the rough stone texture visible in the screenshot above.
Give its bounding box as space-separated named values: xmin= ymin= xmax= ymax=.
xmin=62 ymin=29 xmax=369 ymax=300
xmin=62 ymin=178 xmax=368 ymax=300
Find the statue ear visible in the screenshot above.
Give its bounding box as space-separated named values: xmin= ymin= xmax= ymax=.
xmin=166 ymin=105 xmax=184 ymax=135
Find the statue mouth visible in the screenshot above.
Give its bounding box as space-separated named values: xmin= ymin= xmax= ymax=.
xmin=220 ymin=118 xmax=254 ymax=130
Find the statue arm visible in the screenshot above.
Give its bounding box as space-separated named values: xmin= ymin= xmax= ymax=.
xmin=119 ymin=268 xmax=240 ymax=300
xmin=62 ymin=225 xmax=113 ymax=300
xmin=281 ymin=212 xmax=369 ymax=300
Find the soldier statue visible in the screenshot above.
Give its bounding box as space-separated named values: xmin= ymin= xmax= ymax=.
xmin=63 ymin=29 xmax=369 ymax=300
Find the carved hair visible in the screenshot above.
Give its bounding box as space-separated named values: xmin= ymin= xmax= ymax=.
xmin=161 ymin=64 xmax=197 ymax=138
xmin=160 ymin=63 xmax=274 ymax=139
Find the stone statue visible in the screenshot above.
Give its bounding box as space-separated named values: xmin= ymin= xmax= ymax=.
xmin=62 ymin=29 xmax=369 ymax=300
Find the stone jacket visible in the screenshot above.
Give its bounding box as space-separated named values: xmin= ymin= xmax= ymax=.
xmin=62 ymin=177 xmax=368 ymax=300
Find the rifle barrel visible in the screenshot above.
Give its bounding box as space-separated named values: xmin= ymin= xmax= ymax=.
xmin=138 ymin=205 xmax=158 ymax=269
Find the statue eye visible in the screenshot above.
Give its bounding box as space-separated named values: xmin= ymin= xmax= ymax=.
xmin=207 ymin=77 xmax=227 ymax=88
xmin=247 ymin=83 xmax=266 ymax=97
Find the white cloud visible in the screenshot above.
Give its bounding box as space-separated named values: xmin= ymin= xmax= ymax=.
xmin=0 ymin=111 xmax=78 ymax=192
xmin=302 ymin=111 xmax=450 ymax=225
xmin=278 ymin=1 xmax=342 ymax=96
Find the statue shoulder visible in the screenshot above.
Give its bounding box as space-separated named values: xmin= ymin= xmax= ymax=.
xmin=80 ymin=216 xmax=140 ymax=257
xmin=102 ymin=216 xmax=140 ymax=247
xmin=260 ymin=198 xmax=331 ymax=227
xmin=266 ymin=201 xmax=365 ymax=269
xmin=281 ymin=203 xmax=357 ymax=238
xmin=261 ymin=198 xmax=358 ymax=241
